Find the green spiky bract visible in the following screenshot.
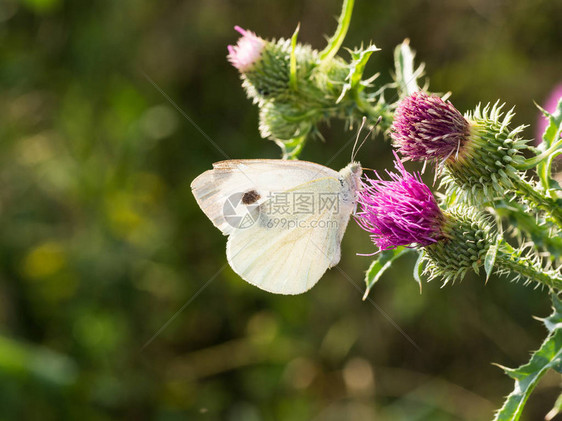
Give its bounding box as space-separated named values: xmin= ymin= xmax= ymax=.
xmin=241 ymin=38 xmax=320 ymax=105
xmin=422 ymin=206 xmax=494 ymax=285
xmin=441 ymin=102 xmax=529 ymax=204
xmin=440 ymin=102 xmax=562 ymax=228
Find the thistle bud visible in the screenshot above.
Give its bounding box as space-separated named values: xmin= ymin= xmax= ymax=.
xmin=227 ymin=26 xmax=317 ymax=104
xmin=227 ymin=26 xmax=265 ymax=73
xmin=391 ymin=93 xmax=529 ymax=203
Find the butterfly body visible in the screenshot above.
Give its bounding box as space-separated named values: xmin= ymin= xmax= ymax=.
xmin=191 ymin=160 xmax=362 ymax=294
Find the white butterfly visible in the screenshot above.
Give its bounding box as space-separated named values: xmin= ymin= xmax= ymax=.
xmin=191 ymin=159 xmax=362 ymax=294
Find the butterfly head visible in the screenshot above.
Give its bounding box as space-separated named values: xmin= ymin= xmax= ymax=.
xmin=339 ymin=161 xmax=363 ymax=204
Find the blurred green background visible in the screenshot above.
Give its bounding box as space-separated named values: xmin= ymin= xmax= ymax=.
xmin=1 ymin=0 xmax=561 ymax=419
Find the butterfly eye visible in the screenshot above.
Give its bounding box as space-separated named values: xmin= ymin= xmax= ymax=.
xmin=242 ymin=190 xmax=261 ymax=205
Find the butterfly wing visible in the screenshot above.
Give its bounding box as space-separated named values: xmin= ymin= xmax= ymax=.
xmin=191 ymin=160 xmax=339 ymax=235
xmin=226 ymin=176 xmax=354 ymax=294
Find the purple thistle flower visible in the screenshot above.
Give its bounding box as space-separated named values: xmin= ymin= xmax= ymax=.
xmin=536 ymin=83 xmax=562 ymax=142
xmin=391 ymin=92 xmax=470 ymax=163
xmin=355 ymin=153 xmax=445 ymax=250
xmin=227 ymin=26 xmax=265 ymax=72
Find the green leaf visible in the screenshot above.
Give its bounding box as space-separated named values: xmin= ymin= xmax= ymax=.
xmin=289 ymin=24 xmax=300 ymax=91
xmin=363 ymin=247 xmax=410 ymax=300
xmin=319 ymin=0 xmax=355 ymax=62
xmin=542 ymin=294 xmax=562 ymax=333
xmin=494 ymin=294 xmax=562 ymax=421
xmin=278 ymin=135 xmax=307 ymax=160
xmin=536 ymin=98 xmax=562 ymax=191
xmin=393 ymin=39 xmax=424 ymax=98
xmin=336 ymin=45 xmax=380 ymax=103
xmin=484 ymin=236 xmax=500 ymax=283
xmin=552 ymin=294 xmax=562 ymax=318
xmin=542 ymin=98 xmax=562 ymax=148
xmin=494 ymin=200 xmax=562 ymax=259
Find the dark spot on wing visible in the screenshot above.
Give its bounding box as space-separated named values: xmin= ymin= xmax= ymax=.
xmin=242 ymin=190 xmax=260 ymax=205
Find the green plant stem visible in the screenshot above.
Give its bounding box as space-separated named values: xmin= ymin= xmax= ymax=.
xmin=513 ymin=177 xmax=562 ymax=229
xmin=495 ymin=246 xmax=562 ymax=291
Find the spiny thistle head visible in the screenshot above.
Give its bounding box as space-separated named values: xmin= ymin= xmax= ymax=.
xmin=227 ymin=26 xmax=265 ymax=72
xmin=355 ymin=154 xmax=445 ymax=250
xmin=422 ymin=205 xmax=496 ymax=285
xmin=392 ymin=92 xmax=470 ymax=162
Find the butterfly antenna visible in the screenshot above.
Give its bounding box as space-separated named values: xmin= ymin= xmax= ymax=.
xmin=351 ymin=117 xmax=367 ymax=162
xmin=352 ymin=116 xmax=381 ymax=162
